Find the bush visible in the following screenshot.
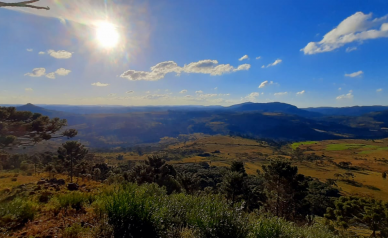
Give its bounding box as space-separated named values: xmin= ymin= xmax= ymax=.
xmin=63 ymin=223 xmax=88 ymax=238
xmin=56 ymin=192 xmax=96 ymax=211
xmin=103 ymin=183 xmax=163 ymax=238
xmin=0 ymin=198 xmax=38 ymax=231
xmin=102 ymin=183 xmax=249 ymax=238
xmin=248 ymin=216 xmax=337 ymax=238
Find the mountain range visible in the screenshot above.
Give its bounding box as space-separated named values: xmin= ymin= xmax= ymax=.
xmin=3 ymin=102 xmax=388 ymax=148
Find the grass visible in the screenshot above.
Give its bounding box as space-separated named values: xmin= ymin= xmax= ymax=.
xmin=248 ymin=216 xmax=337 ymax=238
xmin=100 ymin=183 xmax=336 ymax=238
xmin=163 ymin=136 xmax=388 ymax=202
xmin=0 ymin=198 xmax=39 ymax=231
xmin=326 ymin=144 xmax=367 ymax=151
xmin=0 ymin=172 xmax=41 ymax=191
xmin=359 ymin=147 xmax=388 ymax=154
xmin=291 ymin=141 xmax=317 ymax=150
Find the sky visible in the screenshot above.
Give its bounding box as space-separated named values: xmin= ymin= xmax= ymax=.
xmin=1 ymin=0 xmax=388 ymax=107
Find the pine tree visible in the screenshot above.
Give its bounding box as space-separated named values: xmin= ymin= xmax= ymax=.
xmin=57 ymin=141 xmax=88 ymax=183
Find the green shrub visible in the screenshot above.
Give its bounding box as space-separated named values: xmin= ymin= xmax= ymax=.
xmin=103 ymin=183 xmax=163 ymax=238
xmin=102 ymin=183 xmax=249 ymax=238
xmin=99 ymin=183 xmax=337 ymax=238
xmin=248 ymin=216 xmax=337 ymax=238
xmin=56 ymin=192 xmax=96 ymax=211
xmin=0 ymin=198 xmax=38 ymax=230
xmin=63 ymin=223 xmax=88 ymax=238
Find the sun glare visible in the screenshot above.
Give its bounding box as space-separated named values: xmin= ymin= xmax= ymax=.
xmin=96 ymin=22 xmax=120 ymax=48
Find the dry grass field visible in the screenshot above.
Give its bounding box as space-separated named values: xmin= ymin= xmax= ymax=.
xmin=170 ymin=136 xmax=388 ymax=200
xmin=91 ymin=135 xmax=388 ymax=200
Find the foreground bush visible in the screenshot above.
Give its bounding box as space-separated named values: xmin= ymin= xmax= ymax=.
xmin=100 ymin=183 xmax=336 ymax=238
xmin=248 ymin=216 xmax=338 ymax=238
xmin=0 ymin=198 xmax=38 ymax=231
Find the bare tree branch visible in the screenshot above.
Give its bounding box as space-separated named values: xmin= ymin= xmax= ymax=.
xmin=0 ymin=0 xmax=49 ymax=10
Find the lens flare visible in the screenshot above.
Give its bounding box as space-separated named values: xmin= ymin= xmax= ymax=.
xmin=96 ymin=22 xmax=119 ymax=48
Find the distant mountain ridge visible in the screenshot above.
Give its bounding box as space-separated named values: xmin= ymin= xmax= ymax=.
xmin=5 ymin=103 xmax=388 ymax=117
xmin=6 ymin=102 xmax=388 ymax=148
xmin=16 ymin=103 xmax=72 ymax=117
xmin=227 ymin=102 xmax=322 ymax=118
xmin=303 ymin=105 xmax=388 ymax=116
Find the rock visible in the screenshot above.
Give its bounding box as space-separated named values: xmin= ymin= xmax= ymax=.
xmin=37 ymin=180 xmax=46 ymax=185
xmin=48 ymin=178 xmax=58 ymax=184
xmin=56 ymin=179 xmax=65 ymax=185
xmin=34 ymin=185 xmax=41 ymax=191
xmin=67 ymin=183 xmax=79 ymax=191
xmin=29 ymin=191 xmax=36 ymax=195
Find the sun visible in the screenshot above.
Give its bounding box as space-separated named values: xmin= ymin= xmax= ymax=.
xmin=96 ymin=22 xmax=120 ymax=48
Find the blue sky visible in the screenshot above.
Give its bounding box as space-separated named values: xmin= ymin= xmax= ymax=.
xmin=1 ymin=0 xmax=388 ymax=107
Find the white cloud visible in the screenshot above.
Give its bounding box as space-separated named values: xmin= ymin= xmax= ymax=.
xmin=25 ymin=68 xmax=46 ymax=77
xmin=259 ymin=80 xmax=269 ymax=88
xmin=377 ymin=88 xmax=383 ymax=92
xmin=180 ymin=90 xmax=188 ymax=94
xmin=256 ymin=56 xmax=261 ymax=60
xmin=126 ymin=90 xmax=134 ymax=94
xmin=338 ymin=87 xmax=342 ymax=90
xmin=143 ymin=94 xmax=169 ymax=100
xmin=25 ymin=67 xmax=70 ymax=79
xmin=145 ymin=91 xmax=151 ymax=94
xmin=258 ymin=80 xmax=276 ymax=89
xmin=345 ymin=70 xmax=363 ymax=77
xmin=46 ymin=72 xmax=56 ymax=79
xmin=120 ymin=59 xmax=250 ymax=81
xmin=198 ymin=93 xmax=218 ymax=99
xmin=26 ymin=49 xmax=33 ymax=52
xmin=25 ymin=88 xmax=33 ymax=92
xmin=239 ymin=55 xmax=249 ymax=61
xmin=301 ymin=12 xmax=388 ymax=55
xmin=336 ymin=90 xmax=354 ymax=100
xmin=47 ymin=50 xmax=73 ymax=59
xmin=92 ymin=82 xmax=109 ymax=87
xmin=195 ymin=90 xmax=203 ymax=94
xmin=262 ymin=59 xmax=282 ymax=68
xmin=274 ymin=92 xmax=288 ymax=96
xmin=245 ymin=92 xmax=260 ymax=101
xmin=235 ymin=64 xmax=251 ymax=71
xmin=346 ymin=47 xmax=358 ymax=52
xmin=214 ymin=87 xmax=218 ymax=90
xmin=38 ymin=51 xmax=46 ymax=55
xmin=296 ymin=90 xmax=305 ymax=95
xmin=55 ymin=68 xmax=71 ymax=76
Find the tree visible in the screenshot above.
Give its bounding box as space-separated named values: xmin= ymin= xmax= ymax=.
xmin=128 ymin=155 xmax=180 ymax=194
xmin=305 ymin=179 xmax=340 ymax=217
xmin=230 ymin=161 xmax=247 ymax=176
xmin=0 ymin=0 xmax=49 ymax=10
xmin=0 ymin=107 xmax=77 ymax=149
xmin=219 ymin=171 xmax=244 ymax=204
xmin=220 ymin=162 xmax=265 ymax=210
xmin=241 ymin=175 xmax=266 ymax=211
xmin=29 ymin=154 xmax=41 ymax=175
xmin=262 ymin=160 xmax=309 ymax=220
xmin=57 ymin=141 xmax=88 ymax=183
xmin=177 ymin=172 xmax=200 ymax=195
xmin=325 ymin=196 xmax=388 ymax=237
